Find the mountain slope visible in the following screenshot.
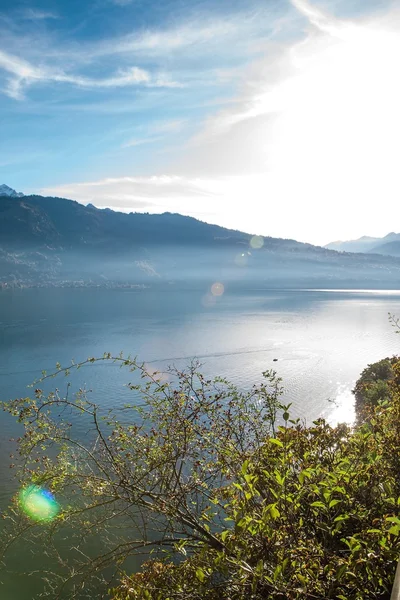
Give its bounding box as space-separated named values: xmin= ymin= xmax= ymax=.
xmin=2 ymin=191 xmax=400 ymax=289
xmin=325 ymin=233 xmax=400 ymax=255
xmin=367 ymin=241 xmax=400 ymax=257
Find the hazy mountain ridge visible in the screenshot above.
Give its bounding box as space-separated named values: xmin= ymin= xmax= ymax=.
xmin=325 ymin=232 xmax=400 ymax=256
xmin=2 ymin=189 xmax=400 ymax=289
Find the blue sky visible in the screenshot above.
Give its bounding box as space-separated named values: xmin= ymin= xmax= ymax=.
xmin=1 ymin=0 xmax=398 ymax=245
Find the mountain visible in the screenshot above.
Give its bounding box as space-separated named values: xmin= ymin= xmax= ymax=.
xmin=325 ymin=236 xmax=383 ymax=253
xmin=0 ymin=184 xmax=24 ymax=198
xmin=368 ymin=241 xmax=400 ymax=257
xmin=325 ymin=232 xmax=400 ymax=255
xmin=2 ymin=190 xmax=400 ymax=289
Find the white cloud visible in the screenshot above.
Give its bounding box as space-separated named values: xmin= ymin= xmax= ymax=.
xmin=0 ymin=4 xmax=282 ymax=101
xmin=290 ymin=0 xmax=340 ymax=34
xmin=121 ymin=136 xmax=163 ymax=148
xmin=0 ymin=49 xmax=181 ymax=99
xmin=39 ymin=175 xmax=218 ymax=213
xmin=92 ymin=21 xmax=239 ymax=56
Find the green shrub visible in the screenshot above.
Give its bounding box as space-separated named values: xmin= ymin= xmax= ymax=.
xmin=352 ymin=356 xmax=399 ymax=423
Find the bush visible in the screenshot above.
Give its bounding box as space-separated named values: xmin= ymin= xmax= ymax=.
xmin=112 ymin=411 xmax=400 ymax=599
xmin=352 ymin=356 xmax=399 ymax=423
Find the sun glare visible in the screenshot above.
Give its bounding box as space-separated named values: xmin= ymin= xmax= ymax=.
xmin=270 ymin=17 xmax=400 ymax=177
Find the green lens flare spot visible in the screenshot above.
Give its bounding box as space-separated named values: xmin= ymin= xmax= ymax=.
xmin=19 ymin=485 xmax=60 ymax=522
xmin=250 ymin=235 xmax=264 ymax=250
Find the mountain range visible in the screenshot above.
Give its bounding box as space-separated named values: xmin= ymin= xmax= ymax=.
xmin=325 ymin=233 xmax=400 ymax=257
xmin=1 ymin=185 xmax=400 ymax=289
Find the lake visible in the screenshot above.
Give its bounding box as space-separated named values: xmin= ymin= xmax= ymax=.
xmin=1 ymin=286 xmax=400 ymax=598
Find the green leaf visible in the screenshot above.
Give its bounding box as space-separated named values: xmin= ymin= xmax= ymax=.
xmin=336 ymin=564 xmax=347 ymax=580
xmin=334 ymin=515 xmax=350 ymax=523
xmin=389 ymin=525 xmax=400 ymax=536
xmin=269 ymin=438 xmax=283 ymax=447
xmin=255 ymin=559 xmax=264 ymax=577
xmin=195 ymin=568 xmax=206 ymax=583
xmin=269 ymin=504 xmax=280 ymax=519
xmin=273 ymin=564 xmax=282 ymax=581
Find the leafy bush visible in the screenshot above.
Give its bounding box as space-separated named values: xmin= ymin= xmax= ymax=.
xmin=352 ymin=356 xmax=399 ymax=423
xmin=112 ymin=410 xmax=400 ymax=599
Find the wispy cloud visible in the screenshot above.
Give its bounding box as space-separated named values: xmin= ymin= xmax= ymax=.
xmin=121 ymin=136 xmax=163 ymax=148
xmin=290 ymin=0 xmax=339 ymax=33
xmin=111 ymin=0 xmax=136 ymax=6
xmin=0 ymin=4 xmax=282 ymax=103
xmin=0 ymin=48 xmax=181 ymax=99
xmin=89 ymin=21 xmax=240 ymax=57
xmin=39 ymin=175 xmax=218 ymax=217
xmin=121 ymin=119 xmax=185 ymax=148
xmin=21 ymin=9 xmax=59 ymax=21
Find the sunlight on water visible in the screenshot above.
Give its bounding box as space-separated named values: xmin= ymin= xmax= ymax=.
xmin=19 ymin=485 xmax=60 ymax=522
xmin=326 ymin=388 xmax=355 ymax=427
xmin=301 ymin=289 xmax=400 ymax=295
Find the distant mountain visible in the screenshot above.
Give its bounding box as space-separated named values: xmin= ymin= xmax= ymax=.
xmin=0 ymin=184 xmax=24 ymax=198
xmin=368 ymin=241 xmax=400 ymax=257
xmin=325 ymin=232 xmax=400 ymax=256
xmin=2 ymin=190 xmax=400 ymax=289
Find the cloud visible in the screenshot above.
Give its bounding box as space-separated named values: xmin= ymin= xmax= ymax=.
xmin=21 ymin=9 xmax=59 ymax=20
xmin=43 ymin=7 xmax=280 ymax=64
xmin=111 ymin=0 xmax=136 ymax=5
xmin=0 ymin=49 xmax=181 ymax=99
xmin=0 ymin=4 xmax=282 ymax=102
xmin=39 ymin=175 xmax=221 ymax=218
xmin=90 ymin=21 xmax=239 ymax=57
xmin=121 ymin=136 xmax=163 ymax=148
xmin=290 ymin=0 xmax=340 ymax=34
xmin=121 ymin=119 xmax=186 ymax=147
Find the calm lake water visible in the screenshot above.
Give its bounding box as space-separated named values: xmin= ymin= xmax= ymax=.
xmin=1 ymin=287 xmax=400 ymax=598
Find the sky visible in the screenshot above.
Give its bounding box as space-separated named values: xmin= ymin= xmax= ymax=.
xmin=0 ymin=0 xmax=399 ymax=247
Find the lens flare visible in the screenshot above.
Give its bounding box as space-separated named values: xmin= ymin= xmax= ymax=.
xmin=201 ymin=292 xmax=217 ymax=307
xmin=234 ymin=252 xmax=248 ymax=267
xmin=250 ymin=235 xmax=264 ymax=249
xmin=211 ymin=282 xmax=224 ymax=296
xmin=19 ymin=485 xmax=60 ymax=522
